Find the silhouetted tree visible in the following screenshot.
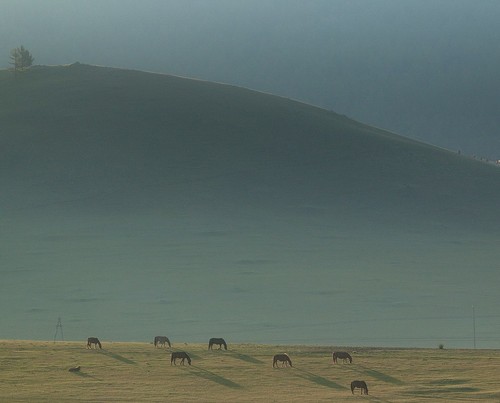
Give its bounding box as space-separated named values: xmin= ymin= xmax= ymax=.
xmin=9 ymin=46 xmax=34 ymax=73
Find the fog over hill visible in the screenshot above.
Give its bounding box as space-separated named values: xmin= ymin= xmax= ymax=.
xmin=1 ymin=65 xmax=500 ymax=347
xmin=2 ymin=0 xmax=500 ymax=158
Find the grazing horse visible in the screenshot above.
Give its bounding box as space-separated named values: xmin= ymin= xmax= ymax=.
xmin=351 ymin=380 xmax=368 ymax=395
xmin=171 ymin=351 xmax=191 ymax=366
xmin=68 ymin=366 xmax=81 ymax=372
xmin=273 ymin=353 xmax=292 ymax=368
xmin=333 ymin=351 xmax=352 ymax=363
xmin=208 ymin=337 xmax=227 ymax=350
xmin=87 ymin=337 xmax=102 ymax=349
xmin=154 ymin=336 xmax=171 ymax=348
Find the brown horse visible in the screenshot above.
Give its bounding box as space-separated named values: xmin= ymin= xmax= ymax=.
xmin=154 ymin=336 xmax=171 ymax=348
xmin=86 ymin=337 xmax=102 ymax=349
xmin=273 ymin=353 xmax=292 ymax=368
xmin=333 ymin=351 xmax=352 ymax=363
xmin=208 ymin=338 xmax=227 ymax=350
xmin=171 ymin=351 xmax=191 ymax=366
xmin=351 ymin=380 xmax=368 ymax=395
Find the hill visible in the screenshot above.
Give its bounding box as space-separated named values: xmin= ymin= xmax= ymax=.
xmin=1 ymin=64 xmax=500 ymax=347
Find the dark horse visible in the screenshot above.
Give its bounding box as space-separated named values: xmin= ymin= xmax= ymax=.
xmin=154 ymin=336 xmax=171 ymax=348
xmin=351 ymin=380 xmax=368 ymax=395
xmin=171 ymin=351 xmax=191 ymax=366
xmin=86 ymin=337 xmax=102 ymax=349
xmin=208 ymin=337 xmax=227 ymax=350
xmin=273 ymin=353 xmax=292 ymax=368
xmin=332 ymin=351 xmax=352 ymax=363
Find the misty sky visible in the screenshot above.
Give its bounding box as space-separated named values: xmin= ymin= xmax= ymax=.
xmin=2 ymin=0 xmax=500 ymax=157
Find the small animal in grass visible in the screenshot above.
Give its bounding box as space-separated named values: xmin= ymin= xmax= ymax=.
xmin=68 ymin=366 xmax=81 ymax=372
xmin=351 ymin=380 xmax=368 ymax=395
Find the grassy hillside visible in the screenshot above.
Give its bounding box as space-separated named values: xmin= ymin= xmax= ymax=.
xmin=1 ymin=64 xmax=500 ymax=347
xmin=1 ymin=340 xmax=500 ymax=402
xmin=1 ymin=63 xmax=499 ymax=230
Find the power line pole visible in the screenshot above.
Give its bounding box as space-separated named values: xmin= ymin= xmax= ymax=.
xmin=472 ymin=305 xmax=476 ymax=349
xmin=54 ymin=317 xmax=64 ymax=343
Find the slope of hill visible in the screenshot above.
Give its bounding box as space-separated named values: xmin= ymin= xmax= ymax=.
xmin=1 ymin=64 xmax=499 ymax=347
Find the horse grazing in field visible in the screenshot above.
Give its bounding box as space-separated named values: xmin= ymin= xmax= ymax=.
xmin=273 ymin=353 xmax=292 ymax=368
xmin=154 ymin=336 xmax=171 ymax=348
xmin=171 ymin=351 xmax=191 ymax=366
xmin=351 ymin=380 xmax=368 ymax=395
xmin=333 ymin=351 xmax=352 ymax=363
xmin=68 ymin=366 xmax=81 ymax=372
xmin=208 ymin=337 xmax=227 ymax=350
xmin=87 ymin=337 xmax=102 ymax=349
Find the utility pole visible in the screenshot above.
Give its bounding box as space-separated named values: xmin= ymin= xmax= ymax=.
xmin=472 ymin=306 xmax=476 ymax=349
xmin=54 ymin=317 xmax=64 ymax=343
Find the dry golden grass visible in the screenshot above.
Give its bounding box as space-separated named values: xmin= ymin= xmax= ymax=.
xmin=1 ymin=340 xmax=499 ymax=402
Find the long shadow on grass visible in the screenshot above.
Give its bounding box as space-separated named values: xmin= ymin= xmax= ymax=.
xmin=99 ymin=350 xmax=136 ymax=365
xmin=189 ymin=365 xmax=242 ymax=389
xmin=353 ymin=365 xmax=403 ymax=385
xmin=428 ymin=378 xmax=469 ymax=386
xmin=293 ymin=368 xmax=345 ymax=390
xmin=228 ymin=351 xmax=264 ymax=364
xmin=71 ymin=370 xmax=100 ymax=380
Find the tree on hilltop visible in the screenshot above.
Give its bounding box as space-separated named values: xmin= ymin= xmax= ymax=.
xmin=9 ymin=46 xmax=34 ymax=73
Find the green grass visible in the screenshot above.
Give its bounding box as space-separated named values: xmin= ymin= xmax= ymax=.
xmin=1 ymin=341 xmax=500 ymax=402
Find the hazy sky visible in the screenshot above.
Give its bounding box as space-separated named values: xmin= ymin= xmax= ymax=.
xmin=2 ymin=0 xmax=500 ymax=157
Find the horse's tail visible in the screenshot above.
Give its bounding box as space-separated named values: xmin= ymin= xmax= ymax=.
xmin=332 ymin=352 xmax=337 ymax=363
xmin=154 ymin=337 xmax=158 ymax=347
xmin=208 ymin=341 xmax=212 ymax=350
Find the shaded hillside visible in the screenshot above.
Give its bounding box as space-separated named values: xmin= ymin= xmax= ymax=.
xmin=1 ymin=63 xmax=499 ymax=231
xmin=1 ymin=64 xmax=500 ymax=346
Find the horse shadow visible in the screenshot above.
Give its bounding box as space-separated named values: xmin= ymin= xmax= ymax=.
xmin=228 ymin=351 xmax=264 ymax=364
xmin=99 ymin=350 xmax=136 ymax=365
xmin=189 ymin=365 xmax=242 ymax=389
xmin=70 ymin=370 xmax=100 ymax=380
xmin=353 ymin=365 xmax=404 ymax=385
xmin=294 ymin=368 xmax=345 ymax=390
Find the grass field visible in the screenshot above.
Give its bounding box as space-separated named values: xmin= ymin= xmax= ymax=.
xmin=1 ymin=341 xmax=499 ymax=402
